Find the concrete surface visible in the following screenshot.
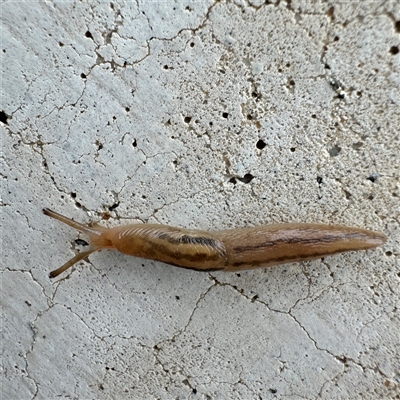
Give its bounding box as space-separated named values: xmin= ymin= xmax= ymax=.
xmin=2 ymin=1 xmax=400 ymax=399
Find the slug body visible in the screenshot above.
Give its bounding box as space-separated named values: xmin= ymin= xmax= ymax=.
xmin=43 ymin=208 xmax=386 ymax=278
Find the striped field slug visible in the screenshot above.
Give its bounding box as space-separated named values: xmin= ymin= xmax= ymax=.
xmin=43 ymin=208 xmax=386 ymax=278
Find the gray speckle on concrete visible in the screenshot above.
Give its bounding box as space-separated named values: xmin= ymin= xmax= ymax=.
xmin=2 ymin=1 xmax=399 ymax=399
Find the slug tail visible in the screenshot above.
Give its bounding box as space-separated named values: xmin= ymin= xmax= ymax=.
xmin=220 ymin=224 xmax=387 ymax=272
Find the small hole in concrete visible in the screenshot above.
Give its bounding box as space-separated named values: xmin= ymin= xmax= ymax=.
xmin=326 ymin=6 xmax=334 ymax=20
xmin=85 ymin=31 xmax=93 ymax=39
xmin=390 ymin=46 xmax=399 ymax=55
xmin=247 ymin=114 xmax=253 ymax=120
xmin=328 ymin=145 xmax=341 ymax=157
xmin=80 ymin=73 xmax=87 ymax=79
xmin=229 ymin=177 xmax=237 ymax=185
xmin=385 ymin=251 xmax=392 ymax=256
xmin=184 ymin=116 xmax=191 ymax=124
xmin=290 ymin=147 xmax=296 ymax=152
xmin=317 ymin=176 xmax=323 ymax=184
xmin=222 ymin=112 xmax=228 ymax=118
xmin=163 ymin=65 xmax=169 ymax=70
xmin=0 ymin=111 xmax=9 ymax=124
xmin=367 ymin=174 xmax=378 ymax=183
xmin=108 ymin=202 xmax=119 ymax=211
xmin=238 ymin=173 xmax=254 ymax=184
xmin=132 ymin=139 xmax=137 ymax=147
xmin=125 ymin=107 xmax=130 ymax=112
xmin=256 ymin=139 xmax=266 ymax=149
xmin=190 ymin=42 xmax=195 ymax=47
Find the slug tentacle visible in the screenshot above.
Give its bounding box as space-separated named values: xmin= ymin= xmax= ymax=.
xmin=43 ymin=208 xmax=102 ymax=236
xmin=48 ymin=249 xmax=96 ymax=278
xmin=43 ymin=208 xmax=113 ymax=278
xmin=43 ymin=208 xmax=386 ymax=278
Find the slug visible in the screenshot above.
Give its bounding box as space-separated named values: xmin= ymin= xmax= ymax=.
xmin=43 ymin=208 xmax=386 ymax=278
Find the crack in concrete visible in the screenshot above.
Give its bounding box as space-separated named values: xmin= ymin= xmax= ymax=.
xmin=206 ymin=273 xmax=394 ymax=396
xmin=159 ymin=277 xmax=216 ymax=346
xmin=6 ymin=131 xmax=75 ymax=206
xmin=3 ymin=269 xmax=51 ymax=399
xmin=25 ymin=301 xmax=110 ymax=400
xmin=25 ymin=304 xmax=53 ymax=399
xmin=149 ymin=278 xmax=217 ymax=385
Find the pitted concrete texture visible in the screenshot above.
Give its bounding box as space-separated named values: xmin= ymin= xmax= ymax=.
xmin=2 ymin=1 xmax=399 ymax=399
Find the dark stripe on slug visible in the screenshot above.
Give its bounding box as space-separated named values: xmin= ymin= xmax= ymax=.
xmin=180 ymin=235 xmax=218 ymax=246
xmin=156 ymin=232 xmax=220 ymax=248
xmin=158 ymin=246 xmax=221 ymax=262
xmin=232 ymin=232 xmax=368 ymax=253
xmin=131 ymin=233 xmax=226 ymax=264
xmin=230 ymin=246 xmax=363 ymax=268
xmin=164 ymin=261 xmax=224 ymax=272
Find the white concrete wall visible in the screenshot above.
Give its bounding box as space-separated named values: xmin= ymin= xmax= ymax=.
xmin=2 ymin=1 xmax=399 ymax=399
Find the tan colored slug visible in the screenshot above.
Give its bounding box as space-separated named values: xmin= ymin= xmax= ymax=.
xmin=43 ymin=208 xmax=386 ymax=278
